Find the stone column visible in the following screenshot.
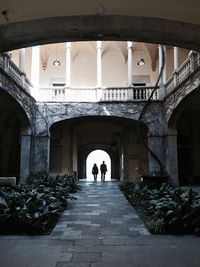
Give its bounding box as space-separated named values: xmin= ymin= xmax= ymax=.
xmin=191 ymin=118 xmax=200 ymax=178
xmin=3 ymin=53 xmax=10 ymax=72
xmin=69 ymin=127 xmax=77 ymax=176
xmin=19 ymin=48 xmax=26 ymax=85
xmin=20 ymin=133 xmax=31 ymax=183
xmin=72 ymin=130 xmax=78 ymax=178
xmin=163 ymin=45 xmax=167 ymax=84
xmin=173 ymin=47 xmax=179 ymax=70
xmin=65 ymin=42 xmax=71 ymax=87
xmin=96 ymin=41 xmax=102 ymax=88
xmin=165 ymin=130 xmax=179 ymax=186
xmin=19 ymin=48 xmax=25 ymax=71
xmin=148 ymin=134 xmax=165 ymax=175
xmin=31 ymin=46 xmax=40 ymax=99
xmin=31 ymin=135 xmax=50 ymax=174
xmin=123 ymin=128 xmax=129 ymax=180
xmin=127 ymin=41 xmax=133 ymax=87
xmin=158 ymin=45 xmax=167 ymax=99
xmin=173 ymin=47 xmax=179 ymax=87
xmin=158 ymin=45 xmax=163 ymax=85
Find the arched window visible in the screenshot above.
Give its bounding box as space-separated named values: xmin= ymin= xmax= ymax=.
xmin=86 ymin=149 xmax=111 ymax=181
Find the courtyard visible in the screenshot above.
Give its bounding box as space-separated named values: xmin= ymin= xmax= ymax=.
xmin=0 ymin=181 xmax=199 ymax=267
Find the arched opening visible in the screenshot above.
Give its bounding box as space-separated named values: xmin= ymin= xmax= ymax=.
xmin=169 ymin=89 xmax=200 ymax=185
xmin=49 ymin=116 xmax=149 ymax=181
xmin=177 ymin=111 xmax=200 ymax=185
xmin=86 ymin=149 xmax=111 ymax=181
xmin=0 ymin=91 xmax=30 ymax=182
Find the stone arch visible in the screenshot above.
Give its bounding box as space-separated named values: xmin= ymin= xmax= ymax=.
xmin=49 ymin=115 xmax=149 ymax=180
xmin=167 ymin=85 xmax=200 ymax=185
xmin=166 ymin=68 xmax=200 ymax=124
xmin=78 ymin=143 xmax=119 ymax=180
xmin=0 ymin=90 xmax=31 ymax=182
xmin=46 ymin=102 xmax=145 ymax=130
xmin=168 ymin=85 xmax=200 ymax=128
xmin=86 ymin=149 xmax=111 ymax=181
xmin=1 ymin=16 xmax=200 ymax=53
xmin=0 ymin=73 xmax=35 ymax=124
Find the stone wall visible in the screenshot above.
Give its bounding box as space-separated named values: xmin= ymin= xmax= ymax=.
xmin=32 ymin=101 xmax=165 ymax=179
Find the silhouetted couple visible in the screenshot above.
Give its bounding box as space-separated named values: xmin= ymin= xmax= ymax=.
xmin=92 ymin=161 xmax=107 ymax=181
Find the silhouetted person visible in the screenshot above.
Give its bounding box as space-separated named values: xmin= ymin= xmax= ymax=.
xmin=92 ymin=163 xmax=98 ymax=181
xmin=100 ymin=161 xmax=107 ymax=181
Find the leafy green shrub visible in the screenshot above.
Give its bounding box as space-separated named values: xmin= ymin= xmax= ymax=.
xmin=0 ymin=172 xmax=81 ymax=234
xmin=119 ymin=181 xmax=200 ymax=235
xmin=119 ymin=181 xmax=149 ymax=205
xmin=118 ymin=181 xmax=136 ymax=197
xmin=147 ymin=218 xmax=165 ymax=234
xmin=27 ymin=172 xmax=81 ymax=193
xmin=148 ymin=188 xmax=200 ymax=234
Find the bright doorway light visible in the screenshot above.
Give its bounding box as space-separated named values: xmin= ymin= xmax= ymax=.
xmin=86 ymin=150 xmax=111 ymax=181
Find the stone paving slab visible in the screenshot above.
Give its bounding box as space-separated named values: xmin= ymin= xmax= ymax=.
xmin=0 ymin=181 xmax=200 ymax=267
xmin=50 ymin=181 xmax=150 ymax=239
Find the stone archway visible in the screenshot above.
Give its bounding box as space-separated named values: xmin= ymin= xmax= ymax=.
xmin=1 ymin=15 xmax=200 ymax=52
xmin=86 ymin=149 xmax=111 ymax=181
xmin=49 ymin=116 xmax=149 ymax=181
xmin=0 ymin=90 xmax=30 ymax=182
xmin=167 ymin=88 xmax=200 ymax=185
xmin=78 ymin=143 xmax=119 ymax=180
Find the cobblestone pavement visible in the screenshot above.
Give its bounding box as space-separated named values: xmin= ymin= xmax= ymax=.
xmin=0 ymin=181 xmax=200 ymax=267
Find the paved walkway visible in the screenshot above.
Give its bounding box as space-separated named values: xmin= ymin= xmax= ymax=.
xmin=0 ymin=181 xmax=200 ymax=267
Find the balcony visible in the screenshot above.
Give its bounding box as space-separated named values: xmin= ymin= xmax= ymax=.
xmin=165 ymin=51 xmax=200 ymax=95
xmin=38 ymin=86 xmax=159 ymax=102
xmin=0 ymin=53 xmax=31 ymax=93
xmin=1 ymin=51 xmax=199 ymax=103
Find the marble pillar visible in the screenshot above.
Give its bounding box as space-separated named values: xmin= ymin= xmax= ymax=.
xmin=65 ymin=42 xmax=71 ymax=87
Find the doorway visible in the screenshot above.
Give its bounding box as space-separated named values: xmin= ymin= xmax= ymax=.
xmin=86 ymin=149 xmax=111 ymax=181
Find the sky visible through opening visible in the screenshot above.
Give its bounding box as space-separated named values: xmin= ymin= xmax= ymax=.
xmin=86 ymin=150 xmax=111 ymax=181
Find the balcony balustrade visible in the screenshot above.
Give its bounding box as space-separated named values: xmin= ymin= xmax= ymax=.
xmin=1 ymin=50 xmax=199 ymax=102
xmin=0 ymin=53 xmax=31 ymax=93
xmin=39 ymin=86 xmax=159 ymax=102
xmin=165 ymin=51 xmax=200 ymax=95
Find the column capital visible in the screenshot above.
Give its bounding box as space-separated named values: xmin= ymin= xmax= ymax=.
xmin=19 ymin=48 xmax=25 ymax=53
xmin=65 ymin=42 xmax=71 ymax=48
xmin=32 ymin=45 xmax=40 ymax=50
xmin=96 ymin=41 xmax=102 ymax=49
xmin=127 ymin=41 xmax=133 ymax=48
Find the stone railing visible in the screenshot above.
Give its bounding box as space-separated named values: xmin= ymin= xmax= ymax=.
xmin=39 ymin=86 xmax=159 ymax=102
xmin=102 ymin=87 xmax=129 ymax=101
xmin=102 ymin=87 xmax=159 ymax=101
xmin=165 ymin=51 xmax=200 ymax=95
xmin=3 ymin=50 xmax=199 ymax=102
xmin=39 ymin=87 xmax=99 ymax=102
xmin=0 ymin=55 xmax=3 ymax=68
xmin=0 ymin=53 xmax=31 ymax=93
